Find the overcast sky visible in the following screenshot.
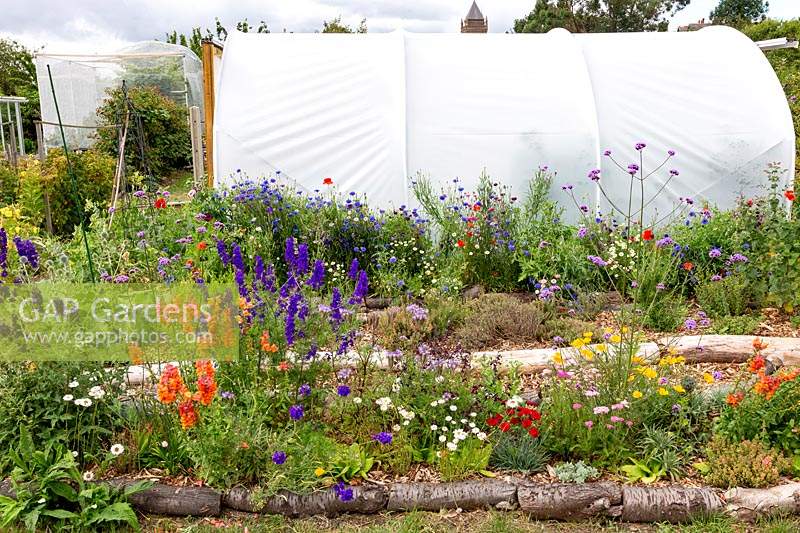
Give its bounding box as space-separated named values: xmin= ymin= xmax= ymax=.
xmin=1 ymin=0 xmax=798 ymax=53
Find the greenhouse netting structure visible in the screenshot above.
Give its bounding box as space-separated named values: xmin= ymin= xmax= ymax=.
xmin=35 ymin=41 xmax=203 ymax=150
xmin=213 ymin=26 xmax=795 ymax=222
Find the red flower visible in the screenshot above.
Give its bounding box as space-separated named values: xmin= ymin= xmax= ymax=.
xmin=499 ymin=421 xmax=511 ymax=433
xmin=528 ymin=427 xmax=539 ymax=438
xmin=726 ymin=392 xmax=744 ymax=407
xmin=748 ymin=355 xmax=765 ymax=373
xmin=642 ymin=229 xmax=654 ymax=241
xmin=521 ymin=418 xmax=533 ymax=429
xmin=323 ymin=177 xmax=333 ymax=185
xmin=154 ymin=198 xmax=167 ymax=209
xmin=457 ymin=239 xmax=465 ymax=248
xmin=531 ymin=410 xmax=542 ymax=421
xmin=473 ymin=204 xmax=481 ymax=212
xmin=197 ymin=241 xmax=207 ymax=251
xmin=682 ymin=262 xmax=694 ymax=271
xmin=786 ymin=190 xmax=796 ymax=202
xmin=486 ymin=415 xmax=502 ymax=427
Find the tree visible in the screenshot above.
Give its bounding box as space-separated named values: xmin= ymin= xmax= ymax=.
xmin=0 ymin=38 xmax=40 ymax=151
xmin=710 ymin=0 xmax=769 ymax=28
xmin=165 ymin=18 xmax=270 ymax=57
xmin=513 ymin=0 xmax=690 ymax=33
xmin=321 ymin=16 xmax=368 ymax=33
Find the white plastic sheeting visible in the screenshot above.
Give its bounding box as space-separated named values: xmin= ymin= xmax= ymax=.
xmin=214 ymin=27 xmax=794 ymax=222
xmin=36 ymin=41 xmax=203 ymax=150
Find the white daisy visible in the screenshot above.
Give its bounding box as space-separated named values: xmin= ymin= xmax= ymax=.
xmin=110 ymin=444 xmax=124 ymax=456
xmin=63 ymin=394 xmax=74 ymax=402
xmin=82 ymin=471 xmax=95 ymax=482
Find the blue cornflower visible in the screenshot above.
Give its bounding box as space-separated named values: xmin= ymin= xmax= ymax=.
xmin=289 ymin=404 xmax=304 ymax=421
xmin=272 ymin=451 xmax=287 ymax=465
xmin=372 ymin=432 xmax=393 ymax=445
xmin=337 ymin=385 xmax=351 ymax=397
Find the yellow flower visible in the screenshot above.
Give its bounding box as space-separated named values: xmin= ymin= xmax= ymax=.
xmin=627 ymin=374 xmax=635 ymax=383
xmin=610 ymin=334 xmax=622 ymax=343
xmin=314 ymin=467 xmax=326 ymax=477
xmin=703 ymin=372 xmax=715 ymax=384
xmin=622 ymin=327 xmax=629 ymax=333
xmin=672 ymin=385 xmax=685 ymax=394
xmin=631 ymin=356 xmax=645 ymax=365
xmin=642 ymin=367 xmax=657 ymax=380
xmin=552 ymin=352 xmax=564 ymax=364
xmin=658 ymin=387 xmax=669 ymax=396
xmin=632 ymin=390 xmax=643 ymax=399
xmin=570 ymin=338 xmax=586 ymax=348
xmin=579 ymin=348 xmax=594 ymax=361
xmin=595 ymin=343 xmax=607 ymax=353
xmin=583 ymin=331 xmax=593 ymax=338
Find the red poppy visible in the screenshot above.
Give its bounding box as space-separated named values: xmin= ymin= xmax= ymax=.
xmin=521 ymin=418 xmax=533 ymax=429
xmin=197 ymin=241 xmax=207 ymax=251
xmin=154 ymin=197 xmax=167 ymax=209
xmin=786 ymin=190 xmax=796 ymax=202
xmin=642 ymin=229 xmax=654 ymax=241
xmin=531 ymin=410 xmax=542 ymax=421
xmin=457 ymin=239 xmax=465 ymax=248
xmin=473 ymin=204 xmax=482 ymax=212
xmin=682 ymin=262 xmax=693 ymax=271
xmin=323 ymin=177 xmax=333 ymax=185
xmin=499 ymin=421 xmax=511 ymax=433
xmin=528 ymin=427 xmax=539 ymax=438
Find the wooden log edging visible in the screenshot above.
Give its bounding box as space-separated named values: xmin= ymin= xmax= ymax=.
xmin=3 ymin=477 xmax=799 ymax=523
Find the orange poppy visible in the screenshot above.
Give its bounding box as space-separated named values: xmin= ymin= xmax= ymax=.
xmin=682 ymin=262 xmax=693 ymax=271
xmin=154 ymin=198 xmax=167 ymax=209
xmin=197 ymin=241 xmax=207 ymax=251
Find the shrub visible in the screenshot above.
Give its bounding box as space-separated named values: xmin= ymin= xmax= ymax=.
xmin=696 ymin=274 xmax=751 ymax=318
xmin=454 ymin=293 xmax=552 ymax=349
xmin=490 ymin=429 xmax=549 ymax=474
xmin=14 ymin=150 xmax=115 ymax=236
xmin=95 ymin=85 xmax=191 ymax=178
xmin=703 ymin=436 xmax=789 ymax=489
xmin=641 ymin=296 xmax=688 ymax=332
xmin=635 ymin=426 xmax=685 ymax=480
xmin=552 ymin=461 xmax=599 ymax=483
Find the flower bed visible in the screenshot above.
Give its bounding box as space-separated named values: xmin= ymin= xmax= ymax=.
xmin=0 ymin=143 xmax=798 ymax=530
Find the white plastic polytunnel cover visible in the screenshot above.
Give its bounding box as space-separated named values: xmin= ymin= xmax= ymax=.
xmin=213 ymin=27 xmax=795 ymax=222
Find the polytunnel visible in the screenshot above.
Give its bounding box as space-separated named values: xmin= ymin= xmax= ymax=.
xmin=213 ymin=27 xmax=795 ymax=221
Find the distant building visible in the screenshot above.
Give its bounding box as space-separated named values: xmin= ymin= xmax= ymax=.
xmin=461 ymin=1 xmax=488 ymax=33
xmin=678 ymin=18 xmax=713 ymax=32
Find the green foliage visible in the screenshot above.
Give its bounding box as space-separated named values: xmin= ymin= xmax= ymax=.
xmin=454 ymin=293 xmax=552 ymax=349
xmin=716 ymin=370 xmax=800 ymax=455
xmin=489 ymin=430 xmax=549 ymax=474
xmin=322 ymin=16 xmax=368 ymax=33
xmin=0 ymin=38 xmax=40 ymax=151
xmin=552 ymin=461 xmax=599 ymax=483
xmin=708 ymin=314 xmax=762 ymax=335
xmin=621 ymin=457 xmax=666 ymax=483
xmin=703 ymin=436 xmax=790 ymax=488
xmin=742 ymin=19 xmax=800 ymax=180
xmin=0 ymin=363 xmax=125 ymax=468
xmin=514 ymin=0 xmax=690 ymax=33
xmin=641 ymin=296 xmax=688 ymax=332
xmin=437 ymin=438 xmax=492 ymax=481
xmin=0 ymin=428 xmax=147 ymax=532
xmin=633 ymin=426 xmax=685 ymax=480
xmin=325 ymin=443 xmax=375 ymax=482
xmin=696 ymin=274 xmax=751 ymax=317
xmin=711 ymin=0 xmax=769 ymax=28
xmin=95 ymin=85 xmax=190 ymax=178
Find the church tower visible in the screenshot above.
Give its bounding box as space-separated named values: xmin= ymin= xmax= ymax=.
xmin=460 ymin=1 xmax=488 ymax=33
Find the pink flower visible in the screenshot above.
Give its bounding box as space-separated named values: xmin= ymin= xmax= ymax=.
xmin=572 ymin=403 xmax=583 ymax=410
xmin=584 ymin=390 xmax=599 ymax=397
xmin=611 ymin=403 xmax=625 ymax=410
xmin=610 ymin=416 xmax=624 ymax=423
xmin=625 ymin=420 xmax=634 ymax=427
xmin=593 ymin=406 xmax=610 ymax=415
xmin=606 ymin=424 xmax=615 ymax=429
xmin=584 ymin=420 xmax=594 ymax=429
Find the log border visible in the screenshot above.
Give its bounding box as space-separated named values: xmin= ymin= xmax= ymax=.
xmin=4 ymin=477 xmax=798 ymax=524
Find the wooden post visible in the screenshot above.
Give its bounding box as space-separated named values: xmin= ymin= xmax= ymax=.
xmin=189 ymin=105 xmax=203 ymax=187
xmin=201 ymin=39 xmax=223 ymax=188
